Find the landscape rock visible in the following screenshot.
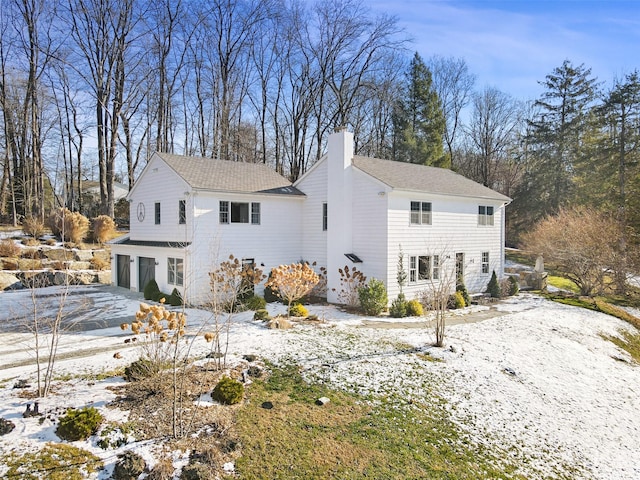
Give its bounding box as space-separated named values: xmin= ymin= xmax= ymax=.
xmin=74 ymin=250 xmax=94 ymax=262
xmin=0 ymin=271 xmax=20 ymax=290
xmin=96 ymin=271 xmax=111 ymax=284
xmin=316 ymin=396 xmax=331 ymax=406
xmin=67 ymin=261 xmax=91 ymax=271
xmin=43 ymin=248 xmax=72 ymax=262
xmin=0 ymin=417 xmax=15 ymax=435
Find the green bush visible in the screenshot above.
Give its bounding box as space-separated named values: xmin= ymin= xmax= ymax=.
xmin=507 ymin=276 xmax=519 ymax=296
xmin=167 ymin=287 xmax=184 ymax=306
xmin=288 ymin=303 xmax=308 ymax=317
xmin=144 ymin=279 xmax=161 ymax=301
xmin=55 ymin=406 xmax=104 ymax=441
xmin=212 ymin=376 xmax=244 ymax=405
xmin=448 ymin=291 xmax=466 ymax=310
xmin=253 ymin=309 xmax=271 ymax=321
xmin=456 ymin=282 xmax=471 ymax=307
xmin=113 ymin=451 xmax=146 ymax=480
xmin=124 ymin=358 xmax=161 ymax=381
xmin=358 ymin=278 xmax=388 ymax=315
xmin=244 ymin=295 xmax=267 ymax=311
xmin=406 ymin=299 xmax=424 ymax=316
xmin=390 ymin=293 xmax=408 ymax=318
xmin=486 ymin=270 xmax=501 ymax=298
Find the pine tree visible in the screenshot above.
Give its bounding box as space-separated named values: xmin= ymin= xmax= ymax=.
xmin=392 ymin=52 xmax=447 ymax=167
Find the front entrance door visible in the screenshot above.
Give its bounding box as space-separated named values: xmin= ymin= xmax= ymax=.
xmin=139 ymin=257 xmax=156 ymax=291
xmin=116 ymin=255 xmax=130 ymax=289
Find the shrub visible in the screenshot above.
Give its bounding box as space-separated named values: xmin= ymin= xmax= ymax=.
xmin=456 ymin=282 xmax=471 ymax=307
xmin=390 ymin=293 xmax=408 ymax=318
xmin=167 ymin=288 xmax=184 ymax=306
xmin=449 ymin=291 xmax=466 ymax=309
xmin=21 ymin=248 xmax=40 ymax=259
xmin=0 ymin=239 xmax=20 ymax=257
xmin=507 ymin=276 xmax=519 ymax=296
xmin=211 ymin=376 xmax=244 ymax=405
xmin=181 ymin=463 xmax=212 ymax=480
xmin=288 ymin=303 xmax=308 ymax=317
xmin=113 ymin=450 xmax=146 ymax=480
xmin=406 ymin=299 xmax=424 ymax=316
xmin=244 ymin=295 xmax=267 ymax=311
xmin=22 ymin=216 xmax=46 ymax=239
xmin=92 ymin=215 xmax=116 ymax=244
xmin=90 ymin=256 xmax=110 ymax=271
xmin=253 ymin=309 xmax=271 ymax=321
xmin=48 ymin=208 xmax=90 ymax=243
xmin=334 ymin=265 xmax=367 ymax=307
xmin=358 ymin=278 xmax=388 ymax=315
xmin=144 ymin=279 xmax=161 ymax=301
xmin=124 ymin=358 xmax=160 ymax=381
xmin=55 ymin=406 xmax=104 ymax=441
xmin=265 ymin=262 xmax=320 ymax=307
xmin=486 ymin=270 xmax=501 ymax=298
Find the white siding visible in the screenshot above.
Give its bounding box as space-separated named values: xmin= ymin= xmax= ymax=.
xmin=386 ymin=192 xmax=506 ymax=301
xmin=351 ymin=169 xmax=388 ymax=285
xmin=128 ymin=155 xmax=192 ymax=243
xmin=296 ymin=159 xmax=327 ymax=267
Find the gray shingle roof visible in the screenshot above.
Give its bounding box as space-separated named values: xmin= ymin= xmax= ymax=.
xmin=352 ymin=156 xmax=511 ymax=202
xmin=156 ymin=152 xmax=304 ymax=196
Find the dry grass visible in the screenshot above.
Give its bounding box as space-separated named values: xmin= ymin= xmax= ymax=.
xmin=266 ymin=316 xmax=293 ymax=329
xmin=0 ymin=239 xmax=20 ymax=257
xmin=92 ymin=215 xmax=116 ymax=244
xmin=90 ymin=256 xmax=110 ymax=271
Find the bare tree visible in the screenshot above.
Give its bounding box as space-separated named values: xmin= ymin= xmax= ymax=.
xmin=428 ymin=55 xmax=475 ymax=168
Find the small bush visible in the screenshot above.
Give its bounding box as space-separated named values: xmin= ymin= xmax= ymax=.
xmin=21 ymin=248 xmax=40 ymax=259
xmin=124 ymin=358 xmax=161 ymax=381
xmin=456 ymin=282 xmax=471 ymax=307
xmin=90 ymin=256 xmax=110 ymax=271
xmin=48 ymin=208 xmax=89 ymax=243
xmin=211 ymin=376 xmax=244 ymax=405
xmin=22 ymin=237 xmax=41 ymax=247
xmin=406 ymin=299 xmax=424 ymax=316
xmin=45 ymin=238 xmax=57 ymax=246
xmin=288 ymin=303 xmax=308 ymax=317
xmin=2 ymin=258 xmax=18 ymax=270
xmin=448 ymin=291 xmax=466 ymax=309
xmin=253 ymin=309 xmax=271 ymax=321
xmin=244 ymin=295 xmax=267 ymax=311
xmin=113 ymin=450 xmax=146 ymax=480
xmin=0 ymin=239 xmax=20 ymax=257
xmin=92 ymin=215 xmax=116 ymax=244
xmin=181 ymin=463 xmax=212 ymax=480
xmin=55 ymin=406 xmax=104 ymax=441
xmin=486 ymin=270 xmax=501 ymax=298
xmin=358 ymin=278 xmax=388 ymax=315
xmin=507 ymin=276 xmax=519 ymax=296
xmin=22 ymin=216 xmax=46 ymax=239
xmin=390 ymin=293 xmax=408 ymax=318
xmin=167 ymin=288 xmax=184 ymax=306
xmin=144 ymin=279 xmax=161 ymax=301
xmin=267 ymin=316 xmax=292 ymax=329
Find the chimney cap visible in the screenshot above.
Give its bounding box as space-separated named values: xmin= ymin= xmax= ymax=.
xmin=334 ymin=125 xmax=348 ymax=133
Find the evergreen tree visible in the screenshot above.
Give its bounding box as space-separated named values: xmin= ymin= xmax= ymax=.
xmin=510 ymin=60 xmax=599 ymax=238
xmin=392 ymin=52 xmax=447 ymax=167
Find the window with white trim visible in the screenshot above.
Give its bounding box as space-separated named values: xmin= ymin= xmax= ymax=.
xmin=478 ymin=205 xmax=494 ymax=226
xmin=410 ymin=201 xmax=432 ymax=225
xmin=179 ymin=200 xmax=186 ymax=224
xmin=168 ymin=257 xmax=184 ymax=286
xmin=219 ymin=201 xmax=261 ymax=224
xmin=322 ymin=202 xmax=328 ymax=231
xmin=481 ymin=251 xmax=490 ymax=274
xmin=409 ymin=255 xmax=438 ymax=282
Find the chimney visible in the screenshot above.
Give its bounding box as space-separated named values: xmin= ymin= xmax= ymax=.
xmin=326 ymin=128 xmax=354 ymax=303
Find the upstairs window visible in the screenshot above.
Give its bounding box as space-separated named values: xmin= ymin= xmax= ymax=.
xmin=322 ymin=203 xmax=328 ymax=231
xmin=179 ymin=200 xmax=186 ymax=224
xmin=219 ymin=201 xmax=229 ymax=224
xmin=478 ymin=205 xmax=494 ymax=226
xmin=251 ymin=202 xmax=260 ymax=225
xmin=410 ymin=201 xmax=432 ymax=225
xmin=219 ymin=201 xmax=261 ymax=224
xmin=155 ymin=202 xmax=161 ymax=225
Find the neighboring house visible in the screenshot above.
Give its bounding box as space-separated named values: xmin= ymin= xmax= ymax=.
xmin=110 ymin=128 xmax=510 ymax=305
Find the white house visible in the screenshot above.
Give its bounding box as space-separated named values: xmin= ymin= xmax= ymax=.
xmin=110 ymin=128 xmax=510 ymax=305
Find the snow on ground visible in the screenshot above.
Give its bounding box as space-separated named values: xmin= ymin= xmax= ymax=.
xmin=0 ymin=287 xmax=639 ymax=479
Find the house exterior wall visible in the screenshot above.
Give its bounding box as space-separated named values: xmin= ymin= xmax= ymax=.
xmin=385 ymin=191 xmax=506 ymax=301
xmin=296 ymin=159 xmax=328 ymax=267
xmin=127 ymin=155 xmax=192 ymax=243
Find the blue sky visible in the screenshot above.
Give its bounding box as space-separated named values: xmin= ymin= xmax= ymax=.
xmin=370 ymin=0 xmax=640 ymax=100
